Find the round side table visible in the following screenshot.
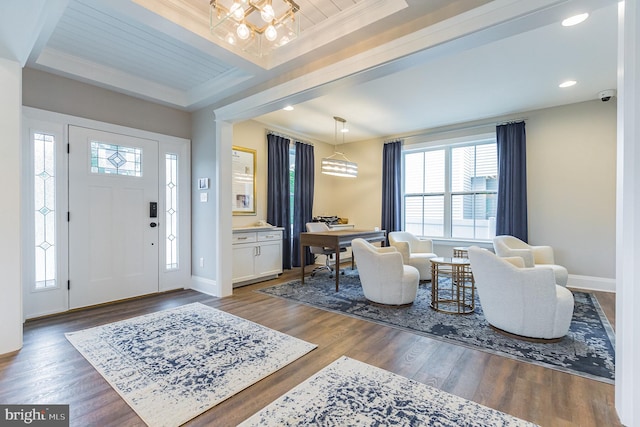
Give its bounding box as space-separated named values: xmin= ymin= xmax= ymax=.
xmin=452 ymin=246 xmax=469 ymax=258
xmin=430 ymin=257 xmax=475 ymax=314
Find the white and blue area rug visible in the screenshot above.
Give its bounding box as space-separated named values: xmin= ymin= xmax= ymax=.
xmin=240 ymin=356 xmax=538 ymax=426
xmin=65 ymin=303 xmax=317 ymax=427
xmin=258 ymin=272 xmax=615 ymax=384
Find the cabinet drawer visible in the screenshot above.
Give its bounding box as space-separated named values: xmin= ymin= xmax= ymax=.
xmin=258 ymin=231 xmax=282 ymax=242
xmin=232 ymin=232 xmax=257 ymax=244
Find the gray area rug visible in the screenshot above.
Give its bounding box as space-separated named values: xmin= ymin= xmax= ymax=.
xmin=258 ymin=271 xmax=615 ymax=383
xmin=240 ymin=356 xmax=538 ymax=426
xmin=66 ymin=303 xmax=317 ymax=426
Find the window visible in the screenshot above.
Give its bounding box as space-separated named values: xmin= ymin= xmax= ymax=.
xmin=404 ymin=137 xmax=497 ymax=240
xmin=34 ymin=132 xmax=57 ymax=289
xmin=165 ymin=153 xmax=178 ymax=270
xmin=90 ymin=141 xmax=142 ymax=176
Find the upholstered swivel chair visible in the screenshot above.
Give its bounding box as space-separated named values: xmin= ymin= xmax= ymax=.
xmin=388 ymin=231 xmax=437 ymax=281
xmin=305 ymin=222 xmax=346 ymax=277
xmin=467 ymin=246 xmax=574 ymax=341
xmin=351 ymin=238 xmax=420 ymax=305
xmin=493 ymin=235 xmax=569 ymax=287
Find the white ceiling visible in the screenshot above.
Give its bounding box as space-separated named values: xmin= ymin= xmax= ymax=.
xmin=254 ymin=2 xmax=618 ymax=142
xmin=0 ymin=0 xmax=619 ymax=144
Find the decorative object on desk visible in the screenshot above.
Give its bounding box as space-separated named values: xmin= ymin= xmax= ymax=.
xmin=312 ymin=215 xmax=339 ymax=225
xmin=321 ymin=116 xmax=357 ymax=178
xmin=210 ymin=0 xmax=300 ymax=58
xmin=239 ymin=356 xmax=538 ymax=427
xmin=232 ymin=146 xmax=257 ymax=215
xmin=257 ymin=272 xmax=615 ymax=383
xmin=66 ymin=303 xmax=316 ymax=426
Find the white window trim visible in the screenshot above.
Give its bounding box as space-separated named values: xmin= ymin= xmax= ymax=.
xmin=402 ymin=134 xmax=497 ymax=241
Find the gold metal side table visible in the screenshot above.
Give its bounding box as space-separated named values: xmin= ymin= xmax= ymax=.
xmin=430 ymin=257 xmax=475 ymax=314
xmin=452 ymin=246 xmax=469 ymax=258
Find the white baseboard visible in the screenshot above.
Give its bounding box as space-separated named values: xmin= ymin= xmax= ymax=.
xmin=567 ymin=274 xmax=616 ymax=293
xmin=190 ymin=275 xmax=219 ymax=297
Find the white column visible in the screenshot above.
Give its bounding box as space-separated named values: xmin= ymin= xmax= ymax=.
xmin=215 ymin=119 xmax=233 ymax=297
xmin=615 ymin=1 xmax=640 ymax=425
xmin=0 ymin=58 xmax=23 ymax=354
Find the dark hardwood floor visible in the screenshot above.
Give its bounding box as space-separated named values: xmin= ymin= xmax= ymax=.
xmin=0 ymin=267 xmax=620 ymax=426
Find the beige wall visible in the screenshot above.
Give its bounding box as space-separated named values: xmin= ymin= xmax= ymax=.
xmin=231 ymin=120 xmax=272 ymax=228
xmin=22 ymin=68 xmax=191 ymax=140
xmin=321 ymin=139 xmax=384 ymax=229
xmin=526 ymin=100 xmax=616 ymax=278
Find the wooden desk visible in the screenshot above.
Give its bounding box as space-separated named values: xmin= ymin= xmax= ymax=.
xmin=300 ymin=229 xmax=386 ymax=291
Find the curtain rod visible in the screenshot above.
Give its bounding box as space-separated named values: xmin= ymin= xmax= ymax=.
xmin=266 ymin=129 xmax=314 ymax=146
xmin=384 ymin=117 xmax=528 ymax=144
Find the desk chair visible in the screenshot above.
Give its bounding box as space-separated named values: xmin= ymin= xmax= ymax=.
xmin=305 ymin=222 xmax=346 ymax=277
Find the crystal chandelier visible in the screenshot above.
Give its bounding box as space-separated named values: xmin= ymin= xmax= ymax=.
xmin=321 ymin=116 xmax=358 ymax=178
xmin=210 ymin=0 xmax=300 ymax=57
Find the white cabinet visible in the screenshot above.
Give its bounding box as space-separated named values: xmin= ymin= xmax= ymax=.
xmin=232 ymin=228 xmax=283 ymax=287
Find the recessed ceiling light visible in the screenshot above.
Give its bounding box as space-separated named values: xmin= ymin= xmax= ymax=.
xmin=283 ymin=105 xmax=294 ymax=111
xmin=562 ymin=13 xmax=589 ymax=27
xmin=559 ymin=80 xmax=577 ymax=88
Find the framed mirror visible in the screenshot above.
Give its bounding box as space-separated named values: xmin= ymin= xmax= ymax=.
xmin=232 ymin=146 xmax=257 ymax=215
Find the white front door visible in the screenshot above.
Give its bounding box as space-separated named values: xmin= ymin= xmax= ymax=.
xmin=68 ymin=126 xmax=159 ymax=309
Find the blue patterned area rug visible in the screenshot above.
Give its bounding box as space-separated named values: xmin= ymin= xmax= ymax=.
xmin=65 ymin=303 xmax=317 ymax=427
xmin=240 ymin=356 xmax=538 ymax=426
xmin=258 ymin=272 xmax=615 ymax=384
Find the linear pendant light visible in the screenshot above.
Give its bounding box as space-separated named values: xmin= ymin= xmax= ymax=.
xmin=321 ymin=116 xmax=358 ymax=178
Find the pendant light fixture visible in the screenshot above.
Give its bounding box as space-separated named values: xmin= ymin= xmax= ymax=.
xmin=321 ymin=116 xmax=358 ymax=178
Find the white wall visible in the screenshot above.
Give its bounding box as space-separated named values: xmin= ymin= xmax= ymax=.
xmin=190 ymin=107 xmax=218 ymax=293
xmin=615 ymin=1 xmax=640 ymax=424
xmin=0 ymin=58 xmax=23 ymax=354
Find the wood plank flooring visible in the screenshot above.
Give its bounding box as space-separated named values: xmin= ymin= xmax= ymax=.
xmin=0 ymin=267 xmax=621 ymax=426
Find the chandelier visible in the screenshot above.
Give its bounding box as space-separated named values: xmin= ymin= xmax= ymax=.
xmin=210 ymin=0 xmax=300 ymax=57
xmin=321 ymin=116 xmax=358 ymax=178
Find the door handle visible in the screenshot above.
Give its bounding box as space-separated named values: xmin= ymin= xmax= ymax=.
xmin=150 ymin=222 xmax=157 ymax=228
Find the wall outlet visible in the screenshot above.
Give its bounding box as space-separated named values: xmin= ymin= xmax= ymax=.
xmin=199 ymin=257 xmax=204 ymax=268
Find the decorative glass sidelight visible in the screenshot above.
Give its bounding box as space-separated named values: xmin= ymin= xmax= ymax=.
xmin=90 ymin=141 xmax=142 ymax=176
xmin=34 ymin=132 xmax=57 ymax=289
xmin=165 ymin=154 xmax=178 ymax=270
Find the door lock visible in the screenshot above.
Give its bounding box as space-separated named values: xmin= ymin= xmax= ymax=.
xmin=149 ymin=202 xmax=158 ymax=218
xmin=150 ymin=222 xmax=157 ymax=228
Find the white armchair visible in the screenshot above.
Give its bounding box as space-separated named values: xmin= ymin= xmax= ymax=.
xmin=351 ymin=238 xmax=420 ymax=305
xmin=493 ymin=235 xmax=569 ymax=287
xmin=388 ymin=232 xmax=437 ymax=281
xmin=467 ymin=246 xmax=574 ymax=341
